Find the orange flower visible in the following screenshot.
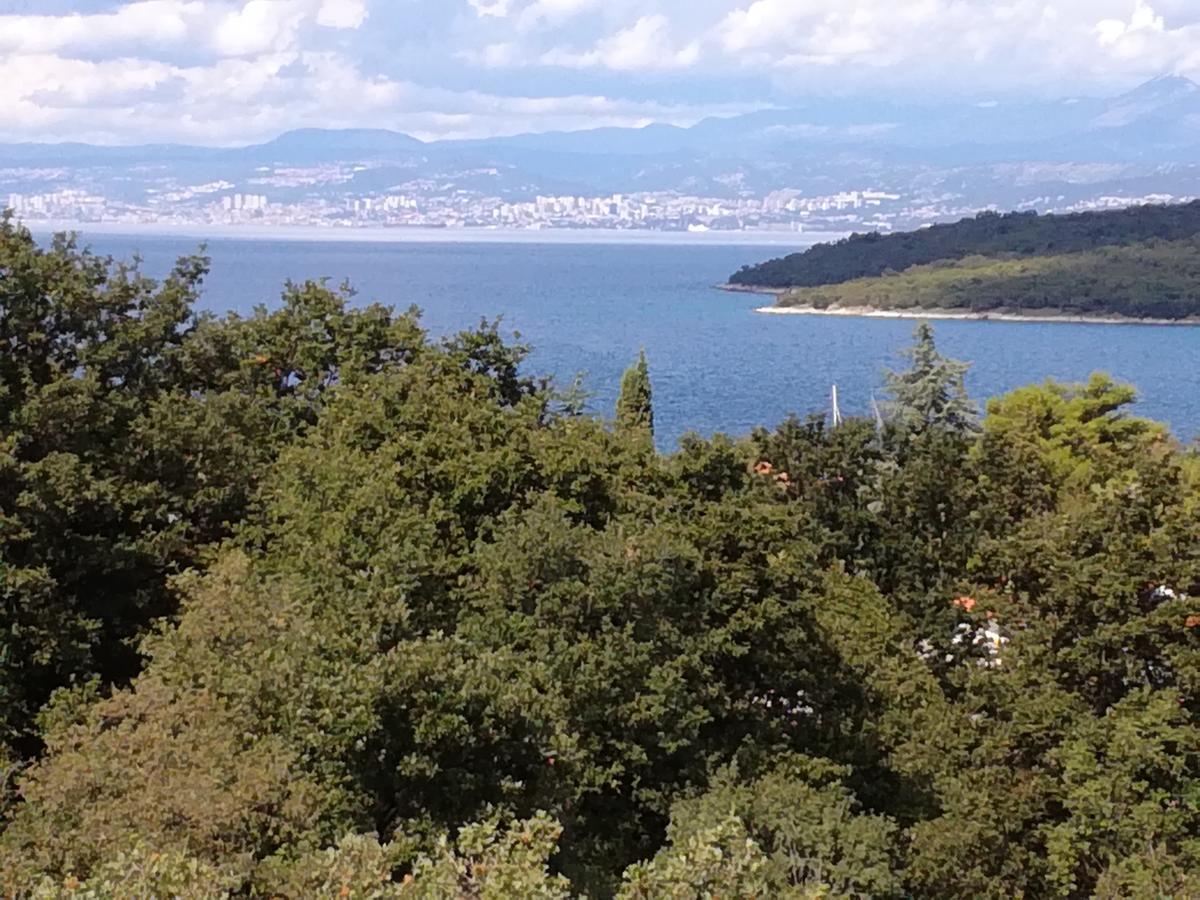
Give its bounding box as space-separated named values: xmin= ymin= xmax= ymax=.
xmin=1185 ymin=615 xmax=1200 ymax=629
xmin=754 ymin=461 xmax=775 ymax=476
xmin=953 ymin=596 xmax=977 ymax=613
xmin=775 ymin=472 xmax=792 ymax=488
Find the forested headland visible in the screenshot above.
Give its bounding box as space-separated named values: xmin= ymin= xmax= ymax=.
xmin=730 ymin=201 xmax=1200 ymax=289
xmin=729 ymin=201 xmax=1200 ymax=321
xmin=775 ymin=238 xmax=1200 ymax=321
xmin=2 ymin=217 xmax=1199 ymax=897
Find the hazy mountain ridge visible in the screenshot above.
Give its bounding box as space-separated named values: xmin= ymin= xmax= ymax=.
xmin=8 ymin=77 xmax=1200 ymax=171
xmin=5 ymin=77 xmax=1200 ymax=231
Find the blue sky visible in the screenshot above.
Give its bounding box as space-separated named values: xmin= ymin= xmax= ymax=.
xmin=2 ymin=0 xmax=1200 ymax=144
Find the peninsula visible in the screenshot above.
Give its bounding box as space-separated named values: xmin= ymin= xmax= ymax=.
xmin=727 ymin=202 xmax=1200 ymax=323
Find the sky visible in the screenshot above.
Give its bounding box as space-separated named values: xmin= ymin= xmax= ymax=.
xmin=2 ymin=0 xmax=1200 ymax=145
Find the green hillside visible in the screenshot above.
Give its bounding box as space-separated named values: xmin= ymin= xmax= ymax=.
xmin=775 ymin=238 xmax=1200 ymax=320
xmin=731 ymin=201 xmax=1200 ymax=289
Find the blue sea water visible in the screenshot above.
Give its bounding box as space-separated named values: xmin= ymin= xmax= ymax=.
xmin=68 ymin=232 xmax=1200 ymax=449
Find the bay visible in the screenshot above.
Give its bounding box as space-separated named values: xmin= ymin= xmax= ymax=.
xmin=65 ymin=231 xmax=1200 ymax=448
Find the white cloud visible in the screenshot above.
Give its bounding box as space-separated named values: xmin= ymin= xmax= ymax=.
xmin=0 ymin=1 xmax=370 ymax=58
xmin=0 ymin=54 xmax=178 ymax=111
xmin=316 ymin=0 xmax=369 ymax=29
xmin=1097 ymin=0 xmax=1166 ymax=46
xmin=706 ymin=0 xmax=1200 ymax=85
xmin=468 ymin=42 xmax=523 ymax=66
xmin=718 ymin=0 xmax=797 ymax=54
xmin=468 ymin=0 xmax=513 ymax=17
xmin=8 ymin=0 xmax=1200 ymax=145
xmin=465 ymin=0 xmax=601 ymax=23
xmin=521 ymin=0 xmax=603 ymax=26
xmin=541 ymin=15 xmax=700 ymax=70
xmin=1081 ymin=1 xmax=1200 ymax=74
xmin=720 ymin=0 xmax=954 ymax=61
xmin=1093 ymin=0 xmax=1181 ymax=67
xmin=211 ymin=1 xmax=310 ymax=56
xmin=0 ymin=40 xmax=752 ymax=145
xmin=0 ymin=48 xmax=396 ymax=144
xmin=0 ymin=1 xmax=203 ymax=54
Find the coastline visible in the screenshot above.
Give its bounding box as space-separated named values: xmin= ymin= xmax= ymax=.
xmin=716 ymin=282 xmax=787 ymax=296
xmin=716 ymin=282 xmax=1200 ymax=327
xmin=752 ymin=304 xmax=1200 ymax=327
xmin=28 ymin=221 xmax=847 ymax=249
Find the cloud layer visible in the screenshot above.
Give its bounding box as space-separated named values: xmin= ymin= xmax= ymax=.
xmin=3 ymin=0 xmax=1200 ymax=144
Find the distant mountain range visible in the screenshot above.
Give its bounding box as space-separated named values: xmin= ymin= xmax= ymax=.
xmin=7 ymin=76 xmax=1200 ymax=229
xmin=441 ymin=74 xmax=1200 ymax=166
xmin=11 ymin=75 xmax=1200 ymax=167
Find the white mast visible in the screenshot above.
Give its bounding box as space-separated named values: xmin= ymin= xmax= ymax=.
xmin=831 ymin=384 xmax=843 ymax=428
xmin=870 ymin=392 xmax=885 ymax=433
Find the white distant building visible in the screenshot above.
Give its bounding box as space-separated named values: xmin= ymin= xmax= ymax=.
xmin=222 ymin=193 xmax=268 ymax=213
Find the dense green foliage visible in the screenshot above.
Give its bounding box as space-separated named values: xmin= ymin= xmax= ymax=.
xmin=773 ymin=238 xmax=1200 ymax=320
xmin=730 ymin=200 xmax=1200 ymax=295
xmin=0 ymin=214 xmax=430 ymax=757
xmin=2 ymin=225 xmax=1200 ymax=897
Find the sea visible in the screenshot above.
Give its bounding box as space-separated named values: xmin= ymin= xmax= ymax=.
xmin=55 ymin=229 xmax=1200 ymax=449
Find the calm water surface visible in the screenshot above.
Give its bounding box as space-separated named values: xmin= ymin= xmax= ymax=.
xmin=72 ymin=233 xmax=1200 ymax=449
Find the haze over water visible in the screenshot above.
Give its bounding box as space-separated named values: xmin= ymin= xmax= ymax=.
xmin=73 ymin=232 xmax=1200 ymax=448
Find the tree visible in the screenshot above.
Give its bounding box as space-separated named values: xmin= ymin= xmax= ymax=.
xmin=884 ymin=322 xmax=977 ymax=434
xmin=617 ymin=816 xmax=771 ymax=899
xmin=1 ymin=321 xmax=912 ymax=894
xmin=4 ymin=227 xmax=1200 ymax=899
xmin=649 ymin=756 xmax=902 ymax=897
xmin=615 ymin=350 xmax=654 ymax=437
xmin=730 ymin=199 xmax=1200 ymax=292
xmin=0 ymin=217 xmax=427 ymax=757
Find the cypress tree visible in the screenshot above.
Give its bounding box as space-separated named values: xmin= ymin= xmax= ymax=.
xmin=616 ymin=350 xmax=654 ymax=437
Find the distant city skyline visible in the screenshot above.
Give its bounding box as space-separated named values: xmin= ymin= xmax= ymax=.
xmin=4 ymin=0 xmax=1200 ymax=145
